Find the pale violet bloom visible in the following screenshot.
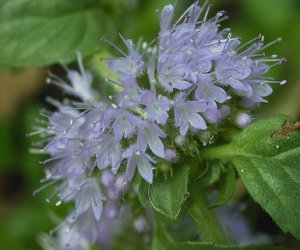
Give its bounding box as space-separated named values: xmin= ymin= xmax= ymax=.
xmin=93 ymin=135 xmax=122 ymax=172
xmin=141 ymin=91 xmax=171 ymax=124
xmin=137 ymin=122 xmax=166 ymax=158
xmin=108 ymin=39 xmax=144 ymax=80
xmin=75 ymin=179 xmax=104 ymax=221
xmin=115 ymin=78 xmax=143 ymax=108
xmin=33 ymin=2 xmax=286 ymax=248
xmin=122 ymin=145 xmax=155 ymax=183
xmin=245 ymin=81 xmax=273 ymax=103
xmin=111 ymin=109 xmax=142 ymax=139
xmin=159 ymin=4 xmax=174 ymax=32
xmin=48 ymin=54 xmax=96 ymax=102
xmin=174 ymin=93 xmax=207 ymax=136
xmin=158 ymin=62 xmax=194 ymax=91
xmin=58 ymin=223 xmax=90 ymax=249
xmin=216 ymin=55 xmax=253 ymax=93
xmin=195 ymin=81 xmax=229 ymax=108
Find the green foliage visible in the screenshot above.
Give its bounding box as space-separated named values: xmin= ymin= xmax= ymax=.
xmin=198 ymin=160 xmax=222 ymax=187
xmin=210 ymin=165 xmax=236 ymax=208
xmin=152 ymin=238 xmax=292 ymax=250
xmin=152 ymin=221 xmax=291 ymax=250
xmin=0 ymin=0 xmax=114 ymax=66
xmin=138 ymin=179 xmax=150 ymax=207
xmin=187 ymin=187 xmax=229 ymax=244
xmin=149 ymin=166 xmax=189 ymax=220
xmin=202 ymin=115 xmax=300 ymax=239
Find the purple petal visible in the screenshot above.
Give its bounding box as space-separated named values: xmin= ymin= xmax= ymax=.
xmin=137 ymin=130 xmax=147 ymax=152
xmin=125 ymin=156 xmax=136 ymax=181
xmin=92 ymin=198 xmax=103 ymax=221
xmin=147 ymin=135 xmax=165 ymax=158
xmin=187 ymin=113 xmax=207 ymax=130
xmin=180 ymin=119 xmax=189 ymax=136
xmin=137 ymin=156 xmax=153 ymax=184
xmin=172 ymin=79 xmax=193 ymax=90
xmin=160 ymin=5 xmax=174 ymax=31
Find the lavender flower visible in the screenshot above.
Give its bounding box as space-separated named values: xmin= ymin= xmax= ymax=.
xmin=137 ymin=122 xmax=166 ymax=158
xmin=108 ymin=37 xmax=144 ymax=80
xmin=32 ymin=2 xmax=285 ymax=248
xmin=141 ymin=91 xmax=171 ymax=124
xmin=174 ymin=92 xmax=208 ymax=136
xmin=122 ymin=145 xmax=155 ymax=183
xmin=47 ymin=53 xmax=96 ymax=102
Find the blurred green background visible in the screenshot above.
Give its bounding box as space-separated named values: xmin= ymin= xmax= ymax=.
xmin=0 ymin=0 xmax=300 ymax=249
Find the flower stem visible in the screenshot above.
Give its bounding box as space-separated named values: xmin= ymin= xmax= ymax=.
xmin=200 ymin=144 xmax=233 ymax=160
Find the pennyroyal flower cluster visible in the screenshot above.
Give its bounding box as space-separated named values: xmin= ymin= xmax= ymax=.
xmin=32 ymin=1 xmax=285 ymax=248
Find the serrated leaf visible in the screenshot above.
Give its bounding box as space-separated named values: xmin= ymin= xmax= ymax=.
xmin=0 ymin=0 xmax=114 ymax=66
xmin=202 ymin=115 xmax=300 ymax=239
xmin=149 ymin=166 xmax=189 ymax=220
xmin=210 ymin=166 xmax=236 ymax=208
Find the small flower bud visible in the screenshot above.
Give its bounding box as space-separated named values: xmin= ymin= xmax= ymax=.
xmin=115 ymin=175 xmax=129 ymax=193
xmin=164 ymin=149 xmax=177 ymax=162
xmin=105 ymin=203 xmax=119 ymax=220
xmin=107 ymin=188 xmax=120 ymax=200
xmin=101 ymin=170 xmax=115 ymax=187
xmin=220 ymin=105 xmax=230 ymax=117
xmin=236 ymin=113 xmax=252 ymax=128
xmin=204 ymin=110 xmax=221 ymax=124
xmin=134 ymin=216 xmax=147 ymax=232
xmin=175 ymin=135 xmax=185 ymax=146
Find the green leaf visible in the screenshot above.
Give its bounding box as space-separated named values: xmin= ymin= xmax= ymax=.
xmin=202 ymin=115 xmax=300 ymax=239
xmin=210 ymin=166 xmax=236 ymax=208
xmin=152 ymin=238 xmax=292 ymax=250
xmin=0 ymin=0 xmax=114 ymax=66
xmin=187 ymin=187 xmax=229 ymax=244
xmin=198 ymin=160 xmax=222 ymax=187
xmin=138 ymin=179 xmax=150 ymax=207
xmin=149 ymin=166 xmax=189 ymax=220
xmin=152 ymin=220 xmax=291 ymax=250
